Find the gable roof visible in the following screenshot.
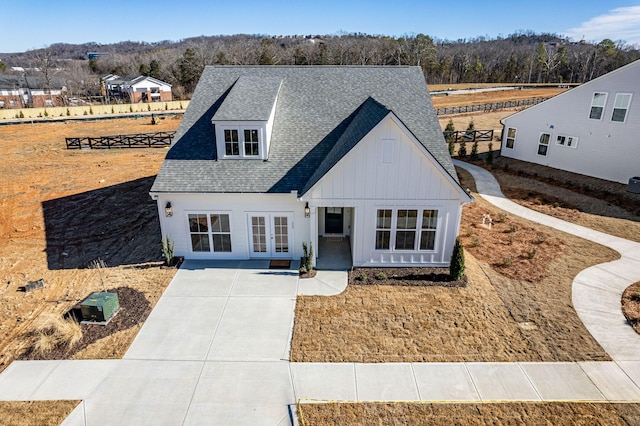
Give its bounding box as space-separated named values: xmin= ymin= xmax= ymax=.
xmin=0 ymin=75 xmax=66 ymax=90
xmin=502 ymin=59 xmax=640 ymax=123
xmin=212 ymin=75 xmax=282 ymax=121
xmin=151 ymin=66 xmax=456 ymax=194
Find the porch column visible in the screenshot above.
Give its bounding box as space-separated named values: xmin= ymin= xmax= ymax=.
xmin=309 ymin=205 xmax=318 ymax=267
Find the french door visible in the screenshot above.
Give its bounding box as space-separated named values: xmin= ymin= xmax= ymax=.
xmin=248 ymin=213 xmax=293 ymax=258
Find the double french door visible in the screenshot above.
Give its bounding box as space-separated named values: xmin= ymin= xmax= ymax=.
xmin=248 ymin=213 xmax=293 ymax=258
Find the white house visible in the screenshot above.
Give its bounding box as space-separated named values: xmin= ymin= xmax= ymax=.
xmin=500 ymin=59 xmax=640 ymax=184
xmin=102 ymin=75 xmax=172 ymax=103
xmin=150 ymin=66 xmax=472 ymax=267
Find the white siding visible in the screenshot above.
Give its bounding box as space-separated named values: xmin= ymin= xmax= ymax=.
xmin=155 ymin=193 xmax=309 ymax=260
xmin=502 ymin=60 xmax=640 ymax=183
xmin=304 ymin=115 xmax=466 ymax=267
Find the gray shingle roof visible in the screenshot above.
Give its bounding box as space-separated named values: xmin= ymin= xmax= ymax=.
xmin=212 ymin=76 xmax=282 ymax=121
xmin=151 ymin=66 xmax=456 ymax=194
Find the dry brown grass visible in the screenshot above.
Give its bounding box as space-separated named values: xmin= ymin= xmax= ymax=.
xmin=291 ymin=165 xmax=619 ymax=363
xmin=0 ymin=117 xmax=180 ymax=372
xmin=32 ymin=313 xmax=82 ymax=356
xmin=0 ymin=401 xmax=80 ymax=426
xmin=298 ymin=402 xmax=640 ymax=426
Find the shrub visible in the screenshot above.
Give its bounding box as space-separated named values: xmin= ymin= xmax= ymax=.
xmin=449 ymin=237 xmax=465 ymax=280
xmin=19 ymin=111 xmax=24 ymax=118
xmin=89 ymin=107 xmax=94 ymax=115
xmin=66 ymin=108 xmax=71 ymax=116
xmin=33 ymin=314 xmax=82 ymax=356
xmin=356 ymin=271 xmax=367 ymax=281
xmin=83 ymin=110 xmax=88 ymax=115
xmin=147 ymin=104 xmax=151 ymax=111
xmin=445 ymin=119 xmax=456 ymax=155
xmin=470 ymin=140 xmax=479 ymax=160
xmin=496 ymin=213 xmax=507 ymax=223
xmin=129 ymin=105 xmax=133 ymax=113
xmin=468 ymin=236 xmax=481 ymax=248
xmin=534 ymin=233 xmax=547 ymax=244
xmin=507 ymin=224 xmax=518 ymax=233
xmin=111 ymin=106 xmax=115 ymax=114
xmin=458 ymin=140 xmax=467 ymax=158
xmin=165 ymin=103 xmax=168 ymax=110
xmin=501 ymin=257 xmax=513 ymax=267
xmin=43 ymin=110 xmax=48 ymax=117
xmin=376 ymin=271 xmax=388 ymax=280
xmin=485 ymin=142 xmax=494 ymax=165
xmin=161 ymin=235 xmax=175 ymax=266
xmin=524 ymin=248 xmax=538 ymax=259
xmin=301 ymin=241 xmax=313 ymax=273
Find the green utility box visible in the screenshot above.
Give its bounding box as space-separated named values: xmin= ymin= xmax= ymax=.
xmin=80 ymin=292 xmax=120 ymax=322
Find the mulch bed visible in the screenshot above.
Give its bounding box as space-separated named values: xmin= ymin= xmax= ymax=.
xmin=19 ymin=287 xmax=151 ymax=360
xmin=349 ymin=267 xmax=466 ymax=287
xmin=622 ymin=282 xmax=640 ymax=334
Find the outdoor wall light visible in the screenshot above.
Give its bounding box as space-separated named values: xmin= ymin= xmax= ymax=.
xmin=304 ymin=202 xmax=310 ymax=218
xmin=165 ymin=201 xmax=173 ymax=217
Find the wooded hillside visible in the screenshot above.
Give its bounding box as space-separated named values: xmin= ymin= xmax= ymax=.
xmin=2 ymin=31 xmax=638 ymax=99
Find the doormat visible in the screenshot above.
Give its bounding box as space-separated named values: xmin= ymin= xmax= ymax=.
xmin=269 ymin=260 xmax=291 ymax=269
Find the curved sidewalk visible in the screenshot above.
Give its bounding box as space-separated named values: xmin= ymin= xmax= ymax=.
xmin=454 ymin=160 xmax=640 ymax=361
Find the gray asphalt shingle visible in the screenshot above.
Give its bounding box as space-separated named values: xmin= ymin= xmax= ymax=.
xmin=151 ymin=66 xmax=455 ymax=194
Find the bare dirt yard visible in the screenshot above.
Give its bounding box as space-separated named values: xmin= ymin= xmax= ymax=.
xmin=430 ymin=87 xmax=567 ymax=108
xmin=0 ymin=116 xmax=180 ymax=422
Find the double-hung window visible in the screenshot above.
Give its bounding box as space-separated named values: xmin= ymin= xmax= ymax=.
xmin=505 ymin=128 xmax=516 ymax=149
xmin=224 ymin=129 xmax=239 ymax=156
xmin=556 ymin=135 xmax=578 ymax=148
xmin=375 ymin=210 xmax=392 ymax=250
xmin=375 ymin=209 xmax=438 ymax=251
xmin=244 ymin=129 xmax=259 ymax=156
xmin=188 ymin=213 xmax=232 ymax=253
xmin=395 ymin=210 xmax=418 ymax=250
xmin=612 ymin=93 xmax=632 ymax=122
xmin=420 ymin=210 xmax=438 ymax=250
xmin=589 ymin=92 xmax=607 ymax=120
xmin=537 ymin=133 xmax=550 ymax=156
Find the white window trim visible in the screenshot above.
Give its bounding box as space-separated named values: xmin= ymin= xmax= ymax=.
xmin=374 ymin=208 xmax=439 ymax=252
xmin=537 ymin=132 xmax=550 ymax=156
xmin=186 ymin=211 xmax=233 ymax=254
xmin=555 ymin=134 xmax=579 ymax=149
xmin=589 ymin=92 xmax=608 ymax=121
xmin=611 ymin=93 xmax=632 ymax=123
xmin=218 ymin=125 xmax=263 ymax=159
xmin=505 ymin=127 xmax=516 ymax=149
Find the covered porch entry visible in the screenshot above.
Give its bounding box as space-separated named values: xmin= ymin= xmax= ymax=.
xmin=313 ymin=207 xmax=354 ymax=270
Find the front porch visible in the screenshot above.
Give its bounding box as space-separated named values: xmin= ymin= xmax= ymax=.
xmin=316 ymin=236 xmax=352 ymax=271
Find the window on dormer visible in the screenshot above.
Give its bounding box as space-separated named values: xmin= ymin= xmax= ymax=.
xmin=244 ymin=129 xmax=259 ymax=156
xmin=224 ymin=129 xmax=239 ymax=156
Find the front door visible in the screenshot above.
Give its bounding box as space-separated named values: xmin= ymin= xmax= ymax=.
xmin=325 ymin=207 xmax=344 ymax=234
xmin=248 ymin=213 xmax=293 ymax=258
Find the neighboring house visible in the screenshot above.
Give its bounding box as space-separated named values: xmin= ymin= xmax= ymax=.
xmin=0 ymin=75 xmax=67 ymax=108
xmin=500 ymin=59 xmax=640 ymax=184
xmin=150 ymin=66 xmax=472 ymax=267
xmin=102 ymin=74 xmax=172 ymax=103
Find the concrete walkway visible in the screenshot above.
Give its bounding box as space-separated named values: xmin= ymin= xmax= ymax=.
xmin=454 ymin=159 xmax=640 ymax=361
xmin=2 ymin=162 xmax=640 ymax=424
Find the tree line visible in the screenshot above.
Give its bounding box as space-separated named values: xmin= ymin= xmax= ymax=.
xmin=2 ymin=31 xmax=638 ymax=100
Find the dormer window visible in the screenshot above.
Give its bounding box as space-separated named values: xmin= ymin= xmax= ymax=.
xmin=244 ymin=129 xmax=259 ymax=156
xmin=219 ymin=126 xmax=263 ymax=158
xmin=224 ymin=129 xmax=239 ymax=156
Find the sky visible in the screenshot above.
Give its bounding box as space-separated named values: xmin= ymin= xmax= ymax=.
xmin=1 ymin=0 xmax=639 ymax=53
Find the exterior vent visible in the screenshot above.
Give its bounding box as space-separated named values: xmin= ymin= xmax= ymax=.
xmin=628 ymin=177 xmax=640 ymax=194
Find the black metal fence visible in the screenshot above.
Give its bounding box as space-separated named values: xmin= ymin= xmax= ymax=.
xmin=436 ymin=97 xmax=549 ymax=116
xmin=66 ymin=131 xmax=175 ymax=149
xmin=443 ymin=129 xmax=494 ymax=143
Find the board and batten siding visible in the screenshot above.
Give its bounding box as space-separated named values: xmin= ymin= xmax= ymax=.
xmin=501 ymin=60 xmax=640 ymax=184
xmin=303 ymin=114 xmax=467 ymax=267
xmin=155 ymin=192 xmax=309 ymax=260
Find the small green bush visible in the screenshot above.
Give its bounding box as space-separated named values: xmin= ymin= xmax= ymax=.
xmin=89 ymin=107 xmax=94 ymax=115
xmin=376 ymin=271 xmax=388 ymax=280
xmin=458 ymin=140 xmax=467 ymax=158
xmin=485 ymin=142 xmax=494 ymax=165
xmin=356 ymin=272 xmax=367 ymax=281
xmin=19 ymin=111 xmax=24 ymax=118
xmin=161 ymin=235 xmax=175 ymax=266
xmin=449 ymin=237 xmax=465 ymax=280
xmin=470 ymin=141 xmax=478 ymax=160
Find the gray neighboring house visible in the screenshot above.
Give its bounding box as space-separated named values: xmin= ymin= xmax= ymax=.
xmin=151 ymin=66 xmax=471 ymax=267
